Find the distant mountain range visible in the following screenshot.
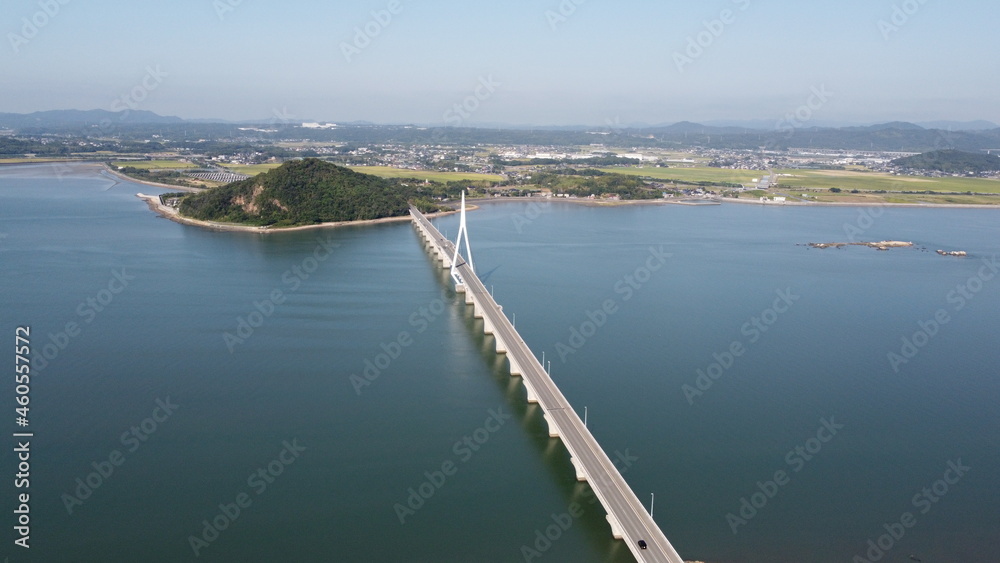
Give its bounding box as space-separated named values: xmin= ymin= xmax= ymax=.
xmin=699 ymin=119 xmax=999 ymax=131
xmin=1 ymin=109 xmax=997 ymax=133
xmin=0 ymin=109 xmax=184 ymax=128
xmin=2 ymin=109 xmax=999 ymax=153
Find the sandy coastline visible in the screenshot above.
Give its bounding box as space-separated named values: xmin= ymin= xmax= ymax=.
xmin=136 ymin=192 xmax=1000 ymax=233
xmin=102 ymin=163 xmax=206 ymax=192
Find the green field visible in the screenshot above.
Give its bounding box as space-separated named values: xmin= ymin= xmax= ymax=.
xmin=598 ymin=166 xmax=764 ymax=185
xmin=220 ymin=163 xmax=502 ymax=183
xmin=111 ymin=160 xmax=197 ymax=170
xmin=348 ymin=166 xmax=503 ymax=183
xmin=789 ymin=190 xmax=1000 ymax=205
xmin=776 ymin=169 xmax=1000 ymax=194
xmin=220 ymin=163 xmax=283 ymax=176
xmin=601 ymin=166 xmax=1000 ymax=194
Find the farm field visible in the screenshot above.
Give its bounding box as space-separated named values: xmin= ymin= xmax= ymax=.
xmin=780 ymin=189 xmax=1000 ymax=206
xmin=220 ymin=163 xmax=502 ymax=182
xmin=220 ymin=163 xmax=283 ymax=175
xmin=603 ymin=166 xmax=1000 ymax=194
xmin=598 ymin=166 xmax=764 ymax=185
xmin=776 ymin=168 xmax=1000 ymax=194
xmin=111 ymin=160 xmax=198 ymax=170
xmin=347 ymin=166 xmax=503 ymax=182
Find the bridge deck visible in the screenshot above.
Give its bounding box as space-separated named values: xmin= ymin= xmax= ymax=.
xmin=410 ymin=206 xmax=684 ymax=563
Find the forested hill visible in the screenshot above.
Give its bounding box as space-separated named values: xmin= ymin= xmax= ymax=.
xmin=891 ymin=150 xmax=1000 ymax=173
xmin=179 ymin=159 xmax=410 ymax=226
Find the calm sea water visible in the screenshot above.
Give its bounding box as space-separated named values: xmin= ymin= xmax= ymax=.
xmin=1 ymin=164 xmax=998 ymax=563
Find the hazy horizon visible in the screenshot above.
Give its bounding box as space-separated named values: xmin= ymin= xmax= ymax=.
xmin=5 ymin=108 xmax=1000 ymax=132
xmin=4 ymin=0 xmax=998 ymax=126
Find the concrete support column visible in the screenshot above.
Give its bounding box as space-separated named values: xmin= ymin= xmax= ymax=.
xmin=605 ymin=514 xmax=625 ymax=540
xmin=570 ymin=455 xmax=587 ymax=481
xmin=494 ymin=332 xmax=507 ymax=354
xmin=522 ymin=377 xmax=539 ymax=403
xmin=542 ymin=411 xmax=559 ymax=438
xmin=508 ymin=356 xmax=522 ymax=377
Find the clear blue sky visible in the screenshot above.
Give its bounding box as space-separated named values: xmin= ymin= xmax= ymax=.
xmin=3 ymin=0 xmax=997 ymax=126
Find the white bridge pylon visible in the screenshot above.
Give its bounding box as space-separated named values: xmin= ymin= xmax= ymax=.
xmin=450 ymin=191 xmax=474 ymax=288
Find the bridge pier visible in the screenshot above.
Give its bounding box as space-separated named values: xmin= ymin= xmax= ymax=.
xmin=507 ymin=356 xmax=522 ymax=377
xmin=437 ymin=246 xmax=452 ymax=268
xmin=569 ymin=455 xmax=587 ymax=481
xmin=521 ymin=377 xmax=539 ymax=403
xmin=493 ymin=331 xmax=507 ymax=354
xmin=413 ymin=221 xmax=453 ymax=268
xmin=542 ymin=411 xmax=560 ymax=438
xmin=606 ymin=514 xmax=626 ymax=540
xmin=410 ymin=205 xmax=685 ymax=563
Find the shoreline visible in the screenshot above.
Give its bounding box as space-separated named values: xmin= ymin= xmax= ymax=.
xmin=135 ymin=191 xmax=1000 ymax=233
xmin=3 ymin=161 xmax=1000 ymax=210
xmin=135 ymin=193 xmax=460 ymax=233
xmin=102 ymin=163 xmax=206 ymax=192
xmin=718 ymin=195 xmax=1000 ymax=209
xmin=472 ymin=195 xmax=1000 ymax=210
